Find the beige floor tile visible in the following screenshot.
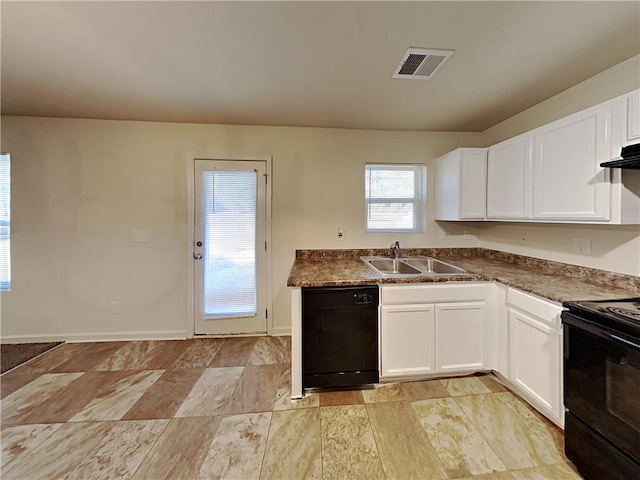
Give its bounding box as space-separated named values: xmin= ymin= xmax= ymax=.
xmin=49 ymin=342 xmax=128 ymax=373
xmin=175 ymin=367 xmax=244 ymax=417
xmin=11 ymin=343 xmax=84 ymax=374
xmin=261 ymin=408 xmax=322 ymax=479
xmin=197 ymin=412 xmax=271 ymax=480
xmin=319 ymin=389 xmax=364 ymax=406
xmin=366 ymin=401 xmax=448 ymax=479
xmin=226 ymin=364 xmax=282 ymax=414
xmin=0 ymin=371 xmax=41 ymax=399
xmin=320 ymin=405 xmax=385 ymax=480
xmin=441 ymin=376 xmax=493 ymax=396
xmin=92 ymin=341 xmax=160 ymax=371
xmin=461 ymin=462 xmax=582 ymax=479
xmin=273 ymin=364 xmax=320 ymax=410
xmin=495 ymin=392 xmax=565 ymax=457
xmin=247 ymin=336 xmax=286 ymax=365
xmin=130 ymin=340 xmax=192 ymax=370
xmin=478 ymin=374 xmax=509 ymax=393
xmin=277 ymin=336 xmax=291 ymax=364
xmin=132 ymin=416 xmax=221 ymax=480
xmin=2 ymin=421 xmax=115 ymax=480
xmin=8 ymin=371 xmax=142 ymax=425
xmin=1 ymin=423 xmax=63 ymax=472
xmin=401 ymin=378 xmax=452 ymax=401
xmin=412 ymin=397 xmax=507 ymax=477
xmin=455 ymin=393 xmax=564 ymax=470
xmin=362 ymin=382 xmax=407 ymax=403
xmin=69 ymin=370 xmax=163 ymax=422
xmin=172 ymin=338 xmax=224 ymax=369
xmin=209 ymin=337 xmax=258 ymax=367
xmin=122 ymin=368 xmax=205 ymax=420
xmin=1 ymin=373 xmax=83 ymax=426
xmin=66 ymin=419 xmax=169 ymax=480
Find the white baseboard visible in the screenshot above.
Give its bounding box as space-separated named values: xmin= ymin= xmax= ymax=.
xmin=270 ymin=326 xmax=291 ymax=336
xmin=0 ymin=330 xmax=188 ymax=344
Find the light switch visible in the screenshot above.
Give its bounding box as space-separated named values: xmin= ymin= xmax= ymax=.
xmin=131 ymin=229 xmax=149 ymax=242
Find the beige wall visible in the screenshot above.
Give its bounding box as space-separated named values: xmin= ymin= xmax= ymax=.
xmin=1 ymin=55 xmax=638 ymax=341
xmin=0 ymin=117 xmax=480 ymax=340
xmin=472 ymin=54 xmax=640 ymax=274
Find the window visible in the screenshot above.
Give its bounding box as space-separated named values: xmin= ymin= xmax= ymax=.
xmin=365 ymin=163 xmax=425 ymax=232
xmin=0 ymin=154 xmax=10 ymax=291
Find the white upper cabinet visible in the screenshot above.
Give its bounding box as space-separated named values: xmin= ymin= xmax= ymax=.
xmin=532 ymin=102 xmax=611 ymax=221
xmin=434 ymin=148 xmax=487 ymax=220
xmin=625 ymin=90 xmax=640 ymax=145
xmin=434 ymin=89 xmax=640 ymax=224
xmin=486 ymin=132 xmax=533 ymax=219
xmin=611 ymin=89 xmax=640 ymax=156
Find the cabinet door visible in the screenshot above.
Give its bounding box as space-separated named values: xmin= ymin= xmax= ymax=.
xmin=532 ymin=103 xmax=611 ymax=221
xmin=435 ymin=302 xmax=484 ymax=373
xmin=460 ymin=149 xmax=487 ymax=219
xmin=380 ymin=304 xmax=434 ymax=378
xmin=487 ymin=133 xmax=533 ymax=219
xmin=508 ymin=308 xmax=562 ymax=421
xmin=625 ymin=90 xmax=640 ymax=145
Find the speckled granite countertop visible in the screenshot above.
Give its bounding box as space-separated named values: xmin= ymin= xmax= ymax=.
xmin=287 ymin=248 xmax=640 ymax=304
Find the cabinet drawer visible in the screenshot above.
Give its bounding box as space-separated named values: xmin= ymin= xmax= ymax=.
xmin=506 ymin=288 xmax=561 ymax=327
xmin=381 ymin=283 xmax=486 ymax=305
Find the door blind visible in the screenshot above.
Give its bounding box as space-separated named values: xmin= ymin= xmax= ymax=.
xmin=202 ymin=169 xmax=257 ymax=316
xmin=0 ymin=154 xmax=10 ymax=291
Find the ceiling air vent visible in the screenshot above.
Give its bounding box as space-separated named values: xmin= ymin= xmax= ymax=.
xmin=393 ymin=48 xmax=454 ymax=80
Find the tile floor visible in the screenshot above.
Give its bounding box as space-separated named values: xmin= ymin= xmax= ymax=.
xmin=0 ymin=337 xmax=582 ymax=479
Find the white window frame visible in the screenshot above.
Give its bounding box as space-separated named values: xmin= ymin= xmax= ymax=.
xmin=365 ymin=163 xmax=426 ymax=233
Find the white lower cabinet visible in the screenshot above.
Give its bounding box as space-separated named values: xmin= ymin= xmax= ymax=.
xmin=435 ymin=302 xmax=485 ymax=373
xmin=380 ymin=304 xmax=435 ymax=378
xmin=379 ymin=283 xmax=488 ymax=380
xmin=378 ymin=282 xmax=564 ymax=427
xmin=504 ymin=288 xmax=563 ymax=426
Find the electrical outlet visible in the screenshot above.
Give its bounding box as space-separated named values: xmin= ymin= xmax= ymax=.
xmin=110 ymin=301 xmax=120 ymax=314
xmin=337 ymin=228 xmax=344 ymax=240
xmin=572 ymin=238 xmax=592 ymax=255
xmin=131 ymin=229 xmax=149 ymax=242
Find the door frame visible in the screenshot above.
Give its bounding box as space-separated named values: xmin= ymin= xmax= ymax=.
xmin=186 ymin=154 xmax=273 ymax=338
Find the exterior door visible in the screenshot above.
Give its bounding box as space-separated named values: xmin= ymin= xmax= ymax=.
xmin=194 ymin=159 xmax=267 ymax=335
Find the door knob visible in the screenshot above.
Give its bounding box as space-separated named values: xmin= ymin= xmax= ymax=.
xmin=193 ymin=253 xmax=203 ymax=260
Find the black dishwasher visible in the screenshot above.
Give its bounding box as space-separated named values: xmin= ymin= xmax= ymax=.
xmin=302 ymin=285 xmax=379 ymax=389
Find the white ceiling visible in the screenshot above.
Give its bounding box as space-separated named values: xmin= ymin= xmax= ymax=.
xmin=2 ymin=1 xmax=639 ymax=132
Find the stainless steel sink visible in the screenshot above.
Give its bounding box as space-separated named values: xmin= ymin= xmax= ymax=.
xmin=361 ymin=256 xmax=467 ymax=276
xmin=367 ymin=258 xmax=422 ymax=275
xmin=402 ymin=257 xmax=467 ymax=274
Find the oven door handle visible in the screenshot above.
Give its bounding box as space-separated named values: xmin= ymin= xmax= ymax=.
xmin=603 ymin=332 xmax=640 ymax=350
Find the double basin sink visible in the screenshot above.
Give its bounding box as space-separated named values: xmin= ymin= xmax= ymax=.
xmin=361 ymin=256 xmax=468 ymax=277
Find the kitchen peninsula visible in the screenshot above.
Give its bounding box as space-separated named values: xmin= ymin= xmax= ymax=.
xmin=288 ymin=247 xmax=640 ymax=426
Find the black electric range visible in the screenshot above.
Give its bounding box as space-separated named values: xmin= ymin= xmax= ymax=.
xmin=563 ymin=297 xmax=640 ymax=337
xmin=561 ymin=297 xmax=640 ymax=480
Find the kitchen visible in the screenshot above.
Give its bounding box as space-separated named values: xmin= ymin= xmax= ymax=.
xmin=1 ymin=2 xmax=639 ymax=479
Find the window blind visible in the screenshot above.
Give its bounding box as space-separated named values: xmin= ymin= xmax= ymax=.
xmin=365 ymin=163 xmax=424 ymax=232
xmin=0 ymin=154 xmax=10 ymax=291
xmin=202 ymin=169 xmax=257 ymax=317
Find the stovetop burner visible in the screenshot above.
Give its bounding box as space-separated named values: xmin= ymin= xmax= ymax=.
xmin=604 ymin=306 xmax=640 ymax=321
xmin=563 ymin=297 xmax=640 ymax=338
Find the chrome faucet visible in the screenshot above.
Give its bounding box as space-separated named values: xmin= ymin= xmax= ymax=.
xmin=390 ymin=241 xmax=400 ymax=259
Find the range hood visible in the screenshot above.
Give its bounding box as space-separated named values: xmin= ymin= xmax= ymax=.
xmin=600 ymin=143 xmax=640 ymax=169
